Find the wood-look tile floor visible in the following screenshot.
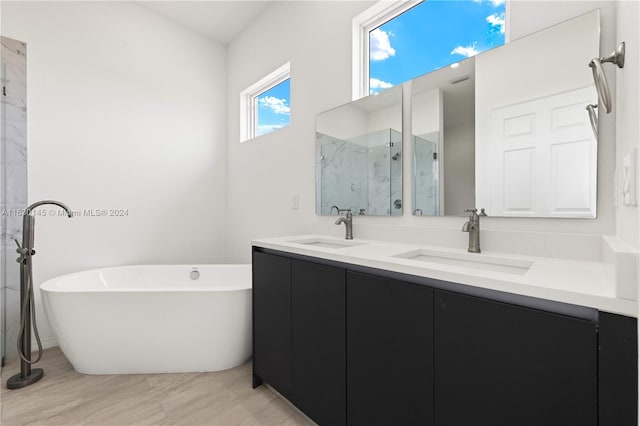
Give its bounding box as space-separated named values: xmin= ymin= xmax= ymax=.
xmin=1 ymin=347 xmax=315 ymax=426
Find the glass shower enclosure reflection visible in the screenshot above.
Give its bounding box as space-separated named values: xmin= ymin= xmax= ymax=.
xmin=413 ymin=133 xmax=439 ymax=216
xmin=317 ymin=128 xmax=402 ymax=216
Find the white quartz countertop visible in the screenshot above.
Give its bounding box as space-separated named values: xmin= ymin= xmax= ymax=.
xmin=252 ymin=234 xmax=638 ymax=317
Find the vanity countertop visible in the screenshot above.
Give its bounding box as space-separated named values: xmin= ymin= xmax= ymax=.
xmin=252 ymin=234 xmax=638 ymax=317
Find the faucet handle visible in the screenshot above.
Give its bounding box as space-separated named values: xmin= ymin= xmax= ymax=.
xmin=479 ymin=208 xmax=487 ymax=216
xmin=464 ymin=208 xmax=478 ymax=218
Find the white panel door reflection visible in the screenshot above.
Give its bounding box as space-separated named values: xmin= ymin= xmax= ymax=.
xmin=489 ymin=86 xmax=597 ymax=218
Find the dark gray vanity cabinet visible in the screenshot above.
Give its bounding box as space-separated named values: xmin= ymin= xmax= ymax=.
xmin=434 ymin=289 xmax=598 ymax=426
xmin=252 ymin=251 xmax=292 ymax=398
xmin=252 ymin=247 xmax=637 ymax=426
xmin=347 ymin=271 xmax=434 ymax=426
xmin=291 ymin=260 xmax=346 ymax=426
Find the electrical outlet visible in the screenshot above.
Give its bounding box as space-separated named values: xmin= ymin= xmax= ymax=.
xmin=292 ymin=194 xmax=300 ymax=210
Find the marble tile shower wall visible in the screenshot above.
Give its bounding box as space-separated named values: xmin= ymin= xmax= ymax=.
xmin=319 ymin=130 xmax=401 ymax=216
xmin=414 ymin=136 xmax=439 ymax=216
xmin=318 ymin=135 xmax=368 ymax=215
xmin=365 ymin=129 xmax=401 ymax=215
xmin=1 ymin=37 xmax=28 ymax=361
xmin=367 ymin=145 xmax=394 ymax=215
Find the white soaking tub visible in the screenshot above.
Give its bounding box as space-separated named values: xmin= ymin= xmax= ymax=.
xmin=40 ymin=265 xmax=252 ymax=375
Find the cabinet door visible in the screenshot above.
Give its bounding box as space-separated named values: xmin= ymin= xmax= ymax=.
xmin=599 ymin=312 xmax=638 ymax=426
xmin=347 ymin=272 xmax=434 ymax=426
xmin=252 ymin=251 xmax=292 ymax=398
xmin=291 ymin=259 xmax=346 ymax=426
xmin=434 ymin=290 xmax=597 ymax=426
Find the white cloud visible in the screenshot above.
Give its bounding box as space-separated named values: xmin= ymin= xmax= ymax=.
xmin=450 ymin=44 xmax=479 ymax=58
xmin=257 ymin=123 xmax=285 ymax=136
xmin=370 ymin=28 xmax=396 ymax=61
xmin=472 ymin=0 xmax=505 ymax=4
xmin=487 ymin=13 xmax=505 ymax=34
xmin=258 ymin=96 xmax=290 ymax=115
xmin=370 ymin=78 xmax=393 ymax=90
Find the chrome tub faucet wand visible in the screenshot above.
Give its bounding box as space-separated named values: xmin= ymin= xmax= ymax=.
xmin=7 ymin=200 xmax=72 ymax=390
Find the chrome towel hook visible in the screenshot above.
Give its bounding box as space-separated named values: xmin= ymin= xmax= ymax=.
xmin=589 ymin=42 xmax=625 ymax=113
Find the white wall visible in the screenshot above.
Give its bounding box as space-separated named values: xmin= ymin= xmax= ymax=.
xmin=444 ymin=121 xmax=474 ymax=216
xmin=412 ymin=88 xmax=441 ymax=136
xmin=614 ymin=1 xmax=640 ymax=417
xmin=226 ymin=1 xmax=375 ymax=262
xmin=615 ymin=0 xmax=640 ymax=250
xmin=367 ymin=102 xmax=402 ymax=136
xmin=317 ymin=104 xmax=367 ymax=141
xmin=1 ymin=1 xmax=227 ymax=349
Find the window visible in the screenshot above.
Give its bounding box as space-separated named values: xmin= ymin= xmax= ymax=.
xmin=353 ymin=0 xmax=507 ymax=98
xmin=240 ymin=62 xmax=291 ymax=141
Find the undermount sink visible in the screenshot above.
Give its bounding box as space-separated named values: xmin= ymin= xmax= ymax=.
xmin=393 ymin=249 xmax=533 ymax=275
xmin=288 ymin=238 xmax=366 ymax=250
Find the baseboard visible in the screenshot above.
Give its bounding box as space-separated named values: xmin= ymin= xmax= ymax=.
xmin=32 ymin=336 xmax=58 ymax=350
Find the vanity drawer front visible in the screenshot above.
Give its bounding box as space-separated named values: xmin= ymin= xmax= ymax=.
xmin=434 ymin=289 xmax=597 ymax=426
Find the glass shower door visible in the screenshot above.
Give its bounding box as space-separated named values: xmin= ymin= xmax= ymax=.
xmin=413 ymin=134 xmax=439 ymax=215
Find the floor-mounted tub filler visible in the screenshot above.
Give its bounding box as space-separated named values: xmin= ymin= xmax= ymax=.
xmin=40 ymin=264 xmax=252 ymax=374
xmin=7 ymin=200 xmax=73 ymax=390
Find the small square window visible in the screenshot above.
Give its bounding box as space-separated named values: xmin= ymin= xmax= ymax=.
xmin=240 ymin=63 xmax=291 ymax=142
xmin=255 ymin=78 xmax=290 ymax=137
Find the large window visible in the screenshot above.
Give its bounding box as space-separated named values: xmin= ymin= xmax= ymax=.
xmin=353 ymin=0 xmax=507 ymax=98
xmin=240 ymin=62 xmax=291 ymax=141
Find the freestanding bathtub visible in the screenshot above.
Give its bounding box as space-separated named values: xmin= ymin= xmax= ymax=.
xmin=40 ymin=264 xmax=251 ymax=375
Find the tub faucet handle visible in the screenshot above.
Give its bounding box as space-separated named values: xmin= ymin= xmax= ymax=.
xmin=14 ymin=239 xmax=33 ymax=263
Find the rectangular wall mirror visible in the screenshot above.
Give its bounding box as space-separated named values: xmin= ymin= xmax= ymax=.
xmin=316 ymin=85 xmax=402 ymax=216
xmin=411 ymin=9 xmax=600 ymax=218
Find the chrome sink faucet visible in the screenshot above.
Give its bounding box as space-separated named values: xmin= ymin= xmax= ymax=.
xmin=332 ymin=206 xmax=353 ymax=240
xmin=462 ymin=208 xmax=487 ymax=253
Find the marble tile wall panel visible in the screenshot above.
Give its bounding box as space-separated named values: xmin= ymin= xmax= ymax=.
xmin=414 ymin=137 xmax=438 ymax=216
xmin=2 ymin=37 xmax=28 ymax=361
xmin=318 ymin=135 xmax=368 ymax=214
xmin=366 ymin=130 xmax=402 ymax=216
xmin=367 ymin=145 xmax=391 ymax=215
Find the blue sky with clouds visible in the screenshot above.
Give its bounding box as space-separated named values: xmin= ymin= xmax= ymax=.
xmin=256 ymin=78 xmax=291 ymax=137
xmin=255 ymin=1 xmax=505 ymax=134
xmin=370 ymin=0 xmax=506 ymax=93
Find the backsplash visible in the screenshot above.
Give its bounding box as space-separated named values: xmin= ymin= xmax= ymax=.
xmin=312 ymin=220 xmax=604 ymax=262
